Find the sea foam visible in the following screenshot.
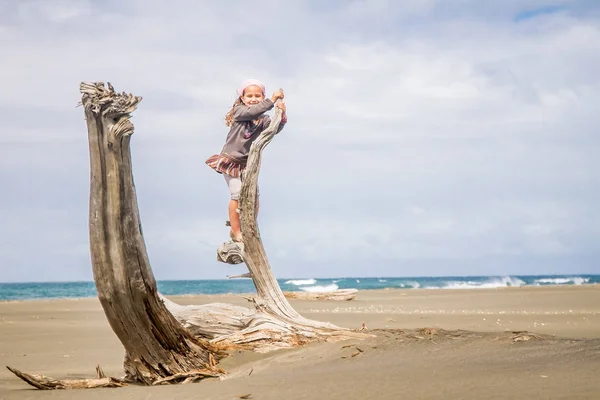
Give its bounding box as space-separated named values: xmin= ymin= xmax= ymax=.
xmin=441 ymin=276 xmax=525 ymax=290
xmin=300 ymin=284 xmax=339 ymax=293
xmin=534 ymin=277 xmax=590 ymax=285
xmin=285 ymin=279 xmax=317 ymax=286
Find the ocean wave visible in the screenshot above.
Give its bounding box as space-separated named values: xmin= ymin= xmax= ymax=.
xmin=442 ymin=276 xmax=525 ymax=290
xmin=534 ymin=277 xmax=590 ymax=285
xmin=300 ymin=284 xmax=339 ymax=293
xmin=285 ymin=279 xmax=317 ymax=286
xmin=398 ymin=281 xmax=421 ymax=289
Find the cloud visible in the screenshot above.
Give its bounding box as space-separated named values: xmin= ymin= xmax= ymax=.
xmin=0 ymin=0 xmax=598 ymax=282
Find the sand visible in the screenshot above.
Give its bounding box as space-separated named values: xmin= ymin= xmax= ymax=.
xmin=1 ymin=285 xmax=599 ymax=399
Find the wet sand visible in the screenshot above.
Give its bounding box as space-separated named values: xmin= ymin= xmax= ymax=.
xmin=1 ymin=285 xmax=599 ymax=399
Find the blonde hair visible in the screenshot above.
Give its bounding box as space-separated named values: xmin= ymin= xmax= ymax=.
xmin=225 ymin=97 xmax=243 ymax=127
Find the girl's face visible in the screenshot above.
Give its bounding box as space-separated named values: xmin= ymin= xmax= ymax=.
xmin=241 ymin=85 xmax=265 ymax=105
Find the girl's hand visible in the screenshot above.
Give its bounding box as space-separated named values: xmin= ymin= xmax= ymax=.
xmin=277 ymin=100 xmax=287 ymax=122
xmin=271 ymin=88 xmax=284 ymax=102
xmin=276 ymin=100 xmax=286 ymax=112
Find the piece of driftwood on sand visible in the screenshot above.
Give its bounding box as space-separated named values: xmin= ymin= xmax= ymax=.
xmin=6 ymin=82 xmax=367 ymax=390
xmin=283 ymin=289 xmax=358 ymax=301
xmin=226 ymin=274 xmax=358 ymax=301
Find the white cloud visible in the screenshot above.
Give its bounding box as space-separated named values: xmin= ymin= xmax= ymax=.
xmin=0 ymin=0 xmax=598 ymax=281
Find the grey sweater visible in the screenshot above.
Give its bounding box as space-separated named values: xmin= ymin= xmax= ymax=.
xmin=220 ymin=98 xmax=286 ymax=162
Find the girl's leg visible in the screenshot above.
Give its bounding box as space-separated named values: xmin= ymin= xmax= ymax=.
xmin=224 ymin=174 xmax=243 ymax=242
xmin=228 ymin=199 xmax=242 ymax=242
xmin=224 ymin=173 xmax=260 ymax=243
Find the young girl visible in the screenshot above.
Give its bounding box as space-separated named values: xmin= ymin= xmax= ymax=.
xmin=205 ymin=79 xmax=287 ymax=242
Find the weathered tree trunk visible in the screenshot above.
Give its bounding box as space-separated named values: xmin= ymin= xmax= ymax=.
xmin=196 ymin=100 xmax=368 ymax=349
xmin=236 ymin=106 xmax=304 ymax=320
xmin=7 ymin=82 xmax=223 ymax=389
xmin=82 ymin=82 xmax=223 ymax=384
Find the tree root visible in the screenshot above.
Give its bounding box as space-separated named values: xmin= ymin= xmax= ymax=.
xmin=151 ymin=368 xmax=222 ymax=385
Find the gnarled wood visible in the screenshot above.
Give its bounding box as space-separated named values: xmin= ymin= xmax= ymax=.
xmin=5 ymin=366 xmax=125 ymax=390
xmin=159 ymin=294 xmax=255 ymax=339
xmin=80 ymin=82 xmax=223 ymax=384
xmin=161 ymin=294 xmax=369 ymax=353
xmin=7 ymin=82 xmax=224 ymax=389
xmin=236 ymin=104 xmax=302 ymax=320
xmin=205 ymin=99 xmax=368 ymax=348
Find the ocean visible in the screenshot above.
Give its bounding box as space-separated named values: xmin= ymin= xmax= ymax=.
xmin=0 ymin=275 xmax=598 ymax=302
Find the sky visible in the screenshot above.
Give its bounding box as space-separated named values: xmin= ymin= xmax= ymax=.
xmin=0 ymin=0 xmax=598 ymax=282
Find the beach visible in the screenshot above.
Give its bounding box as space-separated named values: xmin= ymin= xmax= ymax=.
xmin=1 ymin=285 xmax=599 ymax=399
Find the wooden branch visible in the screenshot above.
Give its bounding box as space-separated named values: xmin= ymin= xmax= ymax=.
xmin=227 ymin=273 xmax=252 ymax=279
xmin=237 ymin=104 xmax=306 ymax=320
xmin=236 ymin=103 xmax=357 ymax=326
xmin=151 ymin=369 xmax=221 ymax=386
xmin=283 ymin=289 xmax=358 ymax=301
xmin=5 ymin=366 xmax=125 ymax=390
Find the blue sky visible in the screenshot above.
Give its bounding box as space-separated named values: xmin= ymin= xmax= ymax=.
xmin=0 ymin=0 xmax=598 ymax=282
xmin=514 ymin=5 xmax=566 ymax=21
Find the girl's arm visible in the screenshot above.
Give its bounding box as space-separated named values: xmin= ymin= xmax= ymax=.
xmin=278 ymin=101 xmax=287 ymax=123
xmin=232 ymin=99 xmax=275 ymax=121
xmin=262 ymin=101 xmax=287 ymax=134
xmin=233 ymin=89 xmax=284 ymax=121
xmin=276 ymin=101 xmax=287 ymax=133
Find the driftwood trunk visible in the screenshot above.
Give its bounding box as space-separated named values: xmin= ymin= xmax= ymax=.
xmin=7 ymin=82 xmax=223 ymax=389
xmin=82 ymin=82 xmax=222 ymax=384
xmin=196 ymin=100 xmax=368 ymax=349
xmin=237 ymin=104 xmax=304 ymax=320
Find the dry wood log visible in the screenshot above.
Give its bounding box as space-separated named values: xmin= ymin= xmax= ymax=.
xmin=283 ymin=289 xmax=358 ymax=301
xmin=7 ymin=82 xmax=224 ymax=389
xmin=5 ymin=366 xmax=125 ymax=390
xmin=159 ymin=294 xmax=256 ymax=339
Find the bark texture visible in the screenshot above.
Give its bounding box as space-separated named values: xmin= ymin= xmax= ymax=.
xmin=194 ymin=100 xmax=368 ymax=350
xmin=7 ymin=82 xmax=224 ymax=389
xmin=82 ymin=82 xmax=223 ymax=384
